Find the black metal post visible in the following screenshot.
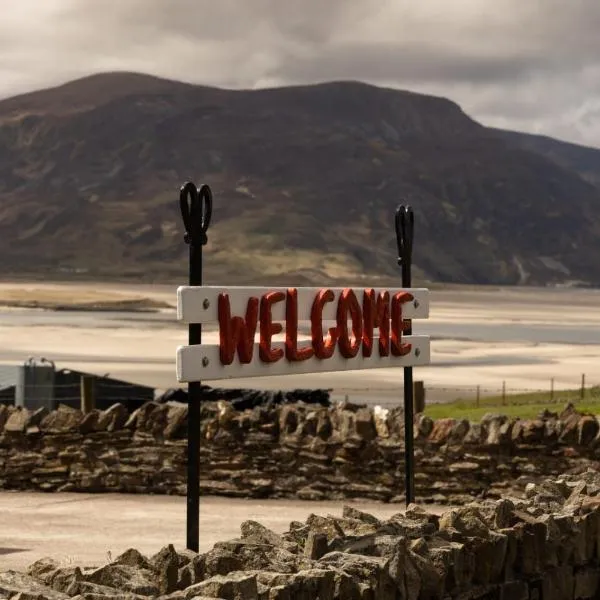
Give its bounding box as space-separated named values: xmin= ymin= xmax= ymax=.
xmin=179 ymin=181 xmax=212 ymax=552
xmin=395 ymin=205 xmax=415 ymax=507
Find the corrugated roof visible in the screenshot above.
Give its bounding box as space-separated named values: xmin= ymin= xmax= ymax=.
xmin=0 ymin=365 xmax=18 ymax=391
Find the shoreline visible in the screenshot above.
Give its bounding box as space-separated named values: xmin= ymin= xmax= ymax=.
xmin=0 ymin=282 xmax=175 ymax=313
xmin=0 ymin=301 xmax=173 ymax=313
xmin=1 ymin=279 xmax=599 ymax=312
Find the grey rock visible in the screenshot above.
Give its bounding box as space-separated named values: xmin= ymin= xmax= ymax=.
xmin=303 ymin=532 xmax=328 ymax=560
xmin=113 ymin=548 xmax=153 ymax=570
xmin=151 ymin=544 xmax=181 ymax=595
xmin=39 ymin=405 xmax=83 ymax=433
xmin=0 ymin=571 xmax=69 ymax=599
xmin=84 ymin=563 xmax=159 ymax=596
xmin=4 ymin=409 xmax=32 ymax=433
xmin=185 ymin=572 xmax=257 ymax=599
xmin=341 ymin=505 xmax=381 ymax=525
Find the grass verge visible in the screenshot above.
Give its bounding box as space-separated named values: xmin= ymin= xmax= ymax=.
xmin=425 ymin=387 xmax=600 ymax=421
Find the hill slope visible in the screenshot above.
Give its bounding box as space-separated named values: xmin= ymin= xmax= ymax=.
xmin=491 ymin=128 xmax=600 ymax=189
xmin=0 ymin=72 xmax=599 ymax=287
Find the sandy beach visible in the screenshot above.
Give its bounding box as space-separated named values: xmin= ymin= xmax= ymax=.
xmin=0 ymin=282 xmax=599 ymax=403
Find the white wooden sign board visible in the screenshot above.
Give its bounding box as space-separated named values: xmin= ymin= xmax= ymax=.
xmin=176 ymin=286 xmax=430 ymax=382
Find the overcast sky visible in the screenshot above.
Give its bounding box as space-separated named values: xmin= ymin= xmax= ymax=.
xmin=2 ymin=0 xmax=599 ymax=147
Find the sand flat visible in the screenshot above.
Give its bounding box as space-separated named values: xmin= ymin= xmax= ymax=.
xmin=0 ymin=282 xmax=598 ymax=400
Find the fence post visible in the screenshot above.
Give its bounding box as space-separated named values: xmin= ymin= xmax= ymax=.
xmin=80 ymin=375 xmax=95 ymax=414
xmin=502 ymin=381 xmax=506 ymax=405
xmin=413 ymin=381 xmax=425 ymax=413
xmin=476 ymin=385 xmax=480 ymax=408
xmin=581 ymin=374 xmax=586 ymax=400
xmin=550 ymin=378 xmax=554 ymax=402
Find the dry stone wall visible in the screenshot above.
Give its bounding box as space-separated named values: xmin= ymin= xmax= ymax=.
xmin=4 ymin=471 xmax=600 ymax=599
xmin=1 ymin=400 xmax=599 ymax=504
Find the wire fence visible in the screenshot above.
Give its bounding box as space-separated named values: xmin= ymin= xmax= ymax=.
xmin=329 ymin=374 xmax=600 ymax=410
xmin=0 ymin=380 xmax=156 ymax=404
xmin=4 ymin=373 xmax=600 ymax=413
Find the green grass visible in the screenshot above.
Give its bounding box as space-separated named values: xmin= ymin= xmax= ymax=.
xmin=425 ymin=387 xmax=600 ymax=421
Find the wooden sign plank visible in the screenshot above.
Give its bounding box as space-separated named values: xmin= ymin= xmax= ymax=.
xmin=176 ymin=284 xmax=431 ymax=382
xmin=177 ymin=286 xmax=429 ymax=324
xmin=176 ymin=335 xmax=430 ymax=382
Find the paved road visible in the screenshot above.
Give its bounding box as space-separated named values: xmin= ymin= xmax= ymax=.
xmin=0 ymin=491 xmax=447 ymax=571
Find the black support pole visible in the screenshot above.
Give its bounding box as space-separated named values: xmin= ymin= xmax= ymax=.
xmin=395 ymin=205 xmax=415 ymax=507
xmin=179 ymin=181 xmax=212 ymax=552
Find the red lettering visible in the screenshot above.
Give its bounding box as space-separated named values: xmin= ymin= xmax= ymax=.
xmin=336 ymin=288 xmax=362 ymax=358
xmin=218 ymin=293 xmax=259 ymax=364
xmin=311 ymin=289 xmax=338 ymax=359
xmin=259 ymin=291 xmax=285 ymax=363
xmin=362 ymin=289 xmax=390 ymax=357
xmin=391 ymin=292 xmax=413 ymax=356
xmin=219 ymin=287 xmax=415 ymax=367
xmin=285 ymin=288 xmax=314 ymax=362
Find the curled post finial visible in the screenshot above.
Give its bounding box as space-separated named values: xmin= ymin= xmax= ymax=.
xmin=395 ymin=205 xmax=414 ymax=268
xmin=179 ymin=181 xmax=212 ymax=246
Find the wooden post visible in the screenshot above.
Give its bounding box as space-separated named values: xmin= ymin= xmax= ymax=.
xmin=550 ymin=378 xmax=554 ymax=402
xmin=476 ymin=385 xmax=480 ymax=408
xmin=413 ymin=381 xmax=425 ymax=414
xmin=581 ymin=374 xmax=586 ymax=400
xmin=502 ymin=381 xmax=506 ymax=405
xmin=80 ymin=375 xmax=95 ymax=414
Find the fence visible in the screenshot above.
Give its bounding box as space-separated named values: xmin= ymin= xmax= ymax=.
xmin=0 ymin=369 xmax=155 ymax=412
xmin=56 ymin=380 xmax=155 ymax=405
xmin=3 ymin=364 xmax=599 ymax=415
xmin=430 ymin=377 xmax=599 ymax=405
xmin=328 ymin=374 xmax=600 ymax=412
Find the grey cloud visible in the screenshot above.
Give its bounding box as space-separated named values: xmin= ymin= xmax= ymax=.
xmin=0 ymin=0 xmax=599 ymax=146
xmin=51 ymin=0 xmax=376 ymax=45
xmin=267 ymin=43 xmax=558 ymax=86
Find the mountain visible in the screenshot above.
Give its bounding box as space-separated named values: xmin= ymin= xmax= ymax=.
xmin=491 ymin=128 xmax=600 ymax=189
xmin=0 ymin=72 xmax=599 ymax=287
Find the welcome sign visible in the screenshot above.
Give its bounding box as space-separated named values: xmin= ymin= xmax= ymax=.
xmin=176 ymin=285 xmax=430 ymax=381
xmin=177 ymin=181 xmax=428 ymax=551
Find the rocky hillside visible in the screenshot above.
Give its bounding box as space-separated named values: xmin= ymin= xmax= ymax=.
xmin=491 ymin=128 xmax=600 ymax=190
xmin=1 ymin=72 xmax=599 ymax=286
